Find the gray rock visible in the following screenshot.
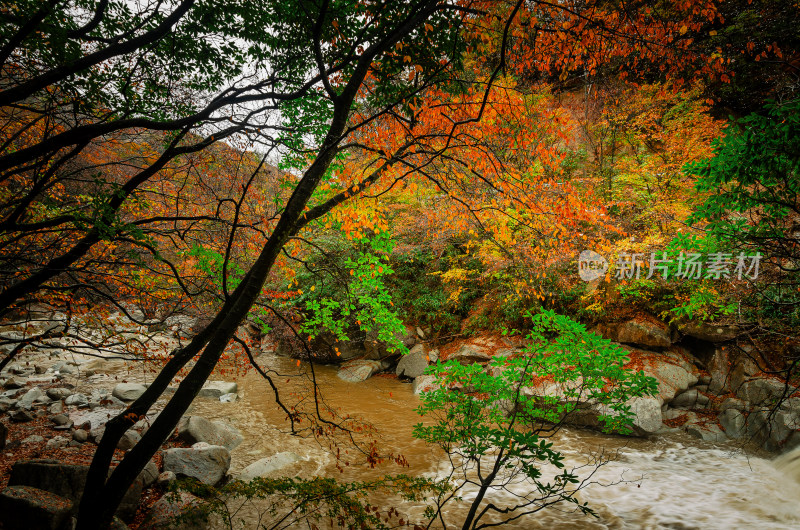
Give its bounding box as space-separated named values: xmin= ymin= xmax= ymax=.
xmin=0 ymin=397 xmax=13 ymax=412
xmin=686 ymin=422 xmax=728 ymax=442
xmin=48 ymin=401 xmax=64 ymax=414
xmin=51 ymin=362 xmax=74 ymax=375
xmin=47 ymin=388 xmax=75 ymax=401
xmin=139 ymin=460 xmax=159 ymax=489
xmin=663 ymin=408 xmax=698 ymax=423
xmin=719 ymin=397 xmax=747 ymax=412
xmin=117 ymin=430 xmax=141 ymax=451
xmin=3 ymin=377 xmax=25 ymax=389
xmin=769 ymin=410 xmax=800 ymax=447
xmin=413 ymin=374 xmax=440 ymax=395
xmin=679 ymin=321 xmax=739 ymax=342
xmin=719 ymin=408 xmax=746 ymax=439
xmin=615 ymin=319 xmax=671 ymax=348
xmin=89 ymin=427 xmax=105 ymax=444
xmin=17 ymin=387 xmax=45 ymax=410
xmin=156 ymin=471 xmax=176 ymax=488
xmin=162 ymin=444 xmax=231 ymax=486
xmin=736 ymin=378 xmax=786 ymax=407
xmin=22 ymin=435 xmax=44 ymax=444
xmin=238 ymin=452 xmax=302 ymax=480
xmin=10 ymin=409 xmax=34 ymax=422
xmin=337 ymin=360 xmax=382 ymax=382
xmin=8 ymin=364 xmax=30 ymax=375
xmin=45 ymin=436 xmax=69 ymax=450
xmin=8 ymin=459 xmax=141 ymax=519
xmin=72 ymin=429 xmax=88 ymax=443
xmin=780 ymin=396 xmax=800 ymax=413
xmin=69 ymin=407 xmax=119 ymax=431
xmin=395 ymin=344 xmax=429 ymax=378
xmin=729 ymin=357 xmax=760 ymax=395
xmin=50 ymin=414 xmax=71 ymax=427
xmin=197 ymin=381 xmax=237 ymax=399
xmin=138 ymin=491 xmax=207 ymax=530
xmin=448 ymin=344 xmax=491 ymax=365
xmin=784 ymin=430 xmax=800 ymax=452
xmin=177 ymin=416 xmax=243 ymax=451
xmin=2 ymin=387 xmax=23 ymax=399
xmin=651 ymin=361 xmax=697 ymax=404
xmin=64 ymin=393 xmax=88 ymax=408
xmin=219 ymin=392 xmax=238 ymax=403
xmin=628 ymin=396 xmax=663 ymax=435
xmin=0 ymin=485 xmax=73 ymax=530
xmin=670 ymin=388 xmax=711 ymax=409
xmin=707 ymin=348 xmax=730 ymax=394
xmin=112 ymin=383 xmax=147 ymax=401
xmin=428 ymin=348 xmax=439 ymax=363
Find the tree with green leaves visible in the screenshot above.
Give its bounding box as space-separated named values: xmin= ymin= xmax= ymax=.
xmin=414 ymin=311 xmax=657 ymax=529
xmin=687 ymin=98 xmax=800 ymax=270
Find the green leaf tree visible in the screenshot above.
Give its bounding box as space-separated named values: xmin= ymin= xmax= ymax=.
xmin=414 ymin=310 xmax=657 ymax=529
xmin=687 ymin=98 xmax=800 ymax=269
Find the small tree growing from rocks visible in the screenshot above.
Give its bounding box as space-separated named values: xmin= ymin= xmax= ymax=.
xmin=413 ymin=310 xmax=657 ymax=529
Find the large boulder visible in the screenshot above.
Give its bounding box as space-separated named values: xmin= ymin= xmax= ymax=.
xmin=670 ymin=388 xmax=711 ymax=410
xmin=736 ymin=378 xmax=786 ymax=407
xmin=413 ymin=374 xmax=440 ymax=394
xmin=163 ymin=443 xmax=231 ymax=486
xmin=139 ymin=460 xmax=160 ymax=489
xmin=238 ymin=452 xmax=302 ymax=481
xmin=7 ymin=459 xmax=142 ymax=520
xmin=64 ymin=393 xmax=88 ymax=408
xmin=447 ymin=344 xmax=491 ymax=365
xmin=685 ymin=422 xmax=728 ymax=443
xmin=615 ymin=319 xmax=672 ymax=349
xmin=197 ymin=381 xmax=238 ymax=399
xmin=177 ymin=416 xmax=244 ymax=451
xmin=112 ymin=383 xmax=147 ymax=401
xmin=69 ymin=407 xmax=121 ymax=431
xmin=395 ymin=344 xmax=429 ymax=378
xmin=0 ymin=485 xmax=73 ymax=530
xmin=139 ymin=492 xmax=208 ymax=530
xmin=623 ymin=347 xmax=698 ymax=405
xmin=46 ymin=388 xmax=73 ymax=401
xmin=337 ymin=360 xmax=384 ymax=383
xmin=16 ymin=386 xmax=47 ymax=410
xmin=708 ymin=347 xmax=760 ymax=395
xmin=626 ymin=396 xmax=664 ymax=435
xmin=678 ymin=320 xmax=739 ymax=342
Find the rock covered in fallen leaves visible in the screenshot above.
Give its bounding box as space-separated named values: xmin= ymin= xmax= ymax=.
xmin=0 ymin=485 xmax=73 ymax=530
xmin=138 ymin=491 xmax=208 ymax=530
xmin=8 ymin=459 xmax=142 ymax=520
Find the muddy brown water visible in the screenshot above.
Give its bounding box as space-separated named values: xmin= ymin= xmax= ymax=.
xmin=186 ymin=356 xmax=800 ymax=529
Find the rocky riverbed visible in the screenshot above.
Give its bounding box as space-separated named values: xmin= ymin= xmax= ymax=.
xmin=1 ymin=310 xmax=799 ymax=528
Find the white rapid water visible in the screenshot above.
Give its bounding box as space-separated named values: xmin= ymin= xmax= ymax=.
xmin=191 ymin=358 xmax=800 ymax=529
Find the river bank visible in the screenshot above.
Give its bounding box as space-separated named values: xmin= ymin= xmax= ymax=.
xmin=1 ymin=310 xmax=800 ymax=528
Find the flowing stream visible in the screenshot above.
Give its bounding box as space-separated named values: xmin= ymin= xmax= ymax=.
xmin=188 ymin=356 xmax=800 ymax=529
